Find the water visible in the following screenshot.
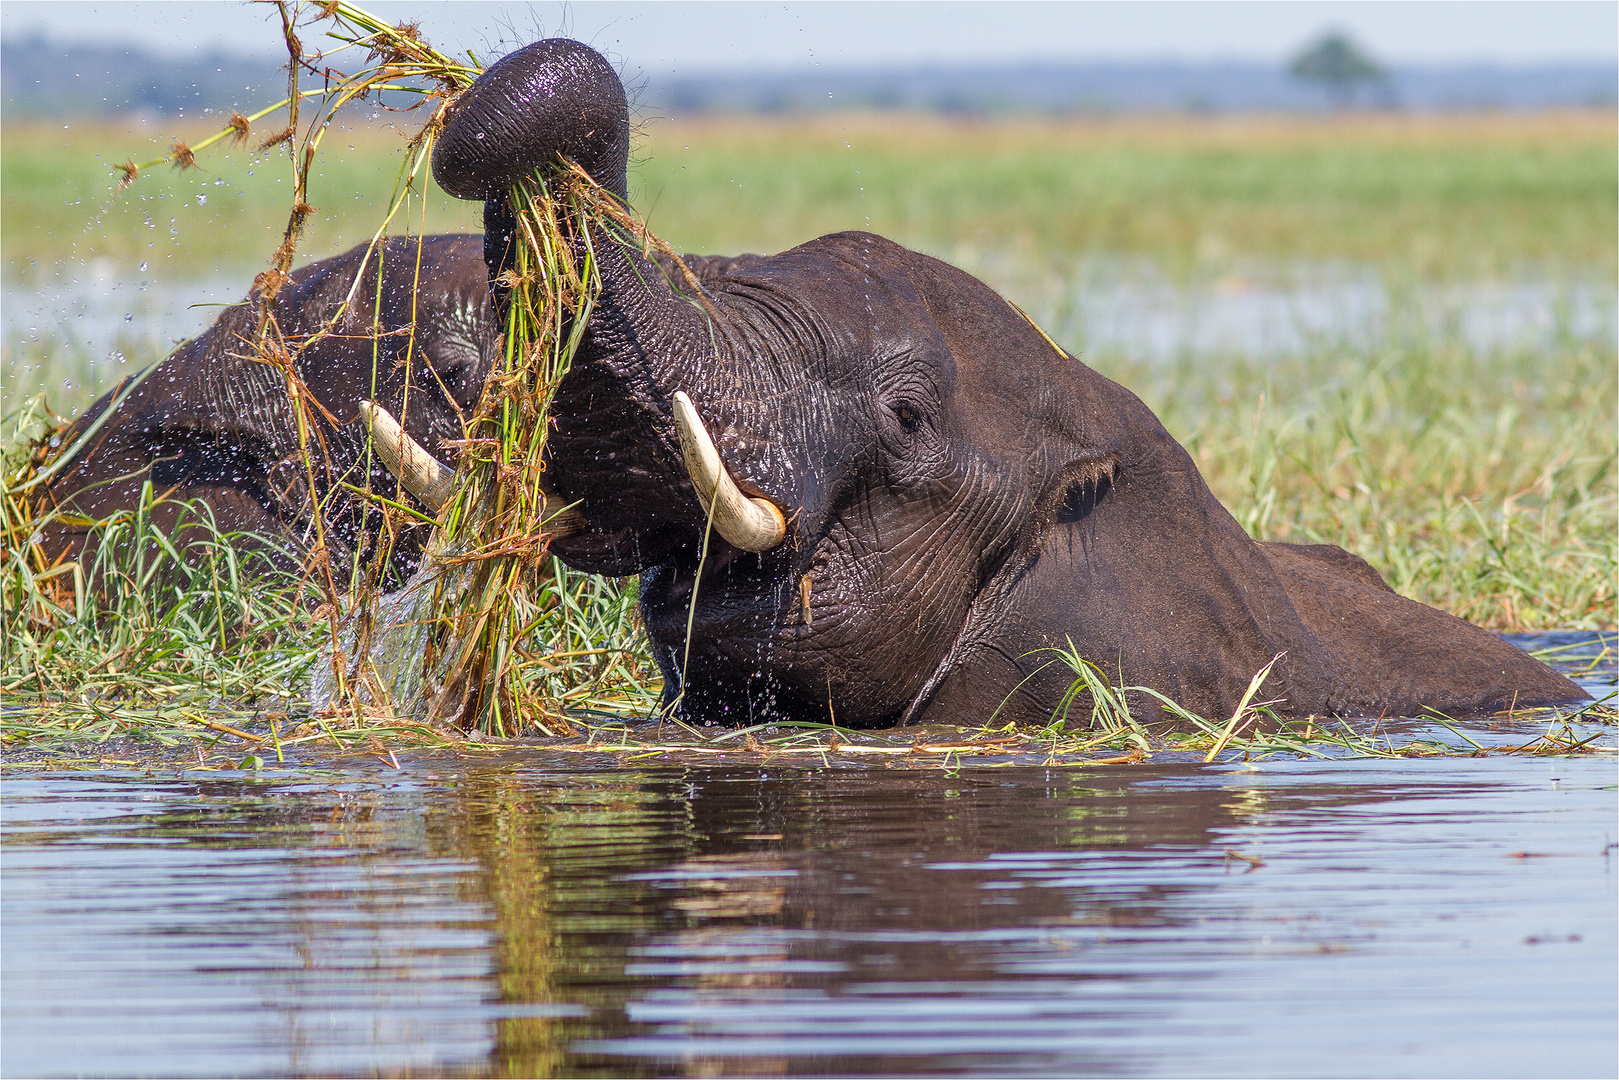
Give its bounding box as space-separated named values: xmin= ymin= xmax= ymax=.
xmin=2 ymin=264 xmax=254 ymax=411
xmin=4 ymin=746 xmax=1614 ymax=1077
xmin=5 ymin=259 xmax=1613 ymax=412
xmin=964 ymin=255 xmax=1618 ymax=365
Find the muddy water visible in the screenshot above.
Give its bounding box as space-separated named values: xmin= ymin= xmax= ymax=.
xmin=4 ymin=749 xmax=1614 ymax=1078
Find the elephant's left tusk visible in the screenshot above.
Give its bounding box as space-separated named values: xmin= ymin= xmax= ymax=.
xmin=672 ymin=391 xmax=788 ymax=553
xmin=361 ymin=400 xmax=456 ymax=514
xmin=360 ymin=400 xmax=590 ymax=537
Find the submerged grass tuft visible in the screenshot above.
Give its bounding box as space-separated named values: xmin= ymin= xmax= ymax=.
xmin=1028 ymin=638 xmax=1614 ymax=762
xmin=3 ymin=399 xmax=317 ymax=746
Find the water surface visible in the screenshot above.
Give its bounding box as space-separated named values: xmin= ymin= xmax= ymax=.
xmin=6 ymin=259 xmax=1613 ymax=411
xmin=4 ymin=750 xmax=1614 ymax=1078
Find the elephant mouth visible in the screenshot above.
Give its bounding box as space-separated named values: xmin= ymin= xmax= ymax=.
xmin=658 ymin=533 xmax=750 ymax=605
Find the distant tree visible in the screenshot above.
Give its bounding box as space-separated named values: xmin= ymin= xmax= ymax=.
xmin=1289 ymin=32 xmax=1387 ymax=108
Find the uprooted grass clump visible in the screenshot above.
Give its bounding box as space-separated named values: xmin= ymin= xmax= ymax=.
xmin=248 ymin=5 xmax=680 ymax=735
xmin=373 ymin=166 xmax=657 ymax=736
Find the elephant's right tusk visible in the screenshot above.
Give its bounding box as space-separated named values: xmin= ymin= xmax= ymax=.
xmin=360 ymin=400 xmax=455 ymax=514
xmin=672 ymin=391 xmax=788 ymax=553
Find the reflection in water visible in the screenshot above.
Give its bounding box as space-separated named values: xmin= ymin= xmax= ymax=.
xmin=3 ymin=757 xmax=1614 ymax=1077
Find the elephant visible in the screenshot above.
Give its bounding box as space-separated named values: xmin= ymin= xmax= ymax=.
xmin=41 ymin=38 xmax=1585 ymax=729
xmin=35 ymin=233 xmax=500 ymax=586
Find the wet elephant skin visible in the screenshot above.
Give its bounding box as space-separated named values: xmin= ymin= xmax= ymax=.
xmin=43 ymin=39 xmax=1585 ymax=727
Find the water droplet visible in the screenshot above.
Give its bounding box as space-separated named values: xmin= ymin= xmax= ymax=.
xmin=196 ymin=194 xmax=207 ymax=205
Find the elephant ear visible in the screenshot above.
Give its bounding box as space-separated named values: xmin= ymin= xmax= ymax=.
xmin=908 ymin=450 xmax=1332 ymax=727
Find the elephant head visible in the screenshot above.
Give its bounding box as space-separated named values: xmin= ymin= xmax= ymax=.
xmin=391 ymin=39 xmax=1584 ymax=728
xmin=37 ymin=234 xmax=499 ymax=584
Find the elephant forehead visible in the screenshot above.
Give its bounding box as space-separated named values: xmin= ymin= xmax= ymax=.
xmin=709 ymin=240 xmax=952 ymax=386
xmin=786 ymin=232 xmax=1074 ymax=420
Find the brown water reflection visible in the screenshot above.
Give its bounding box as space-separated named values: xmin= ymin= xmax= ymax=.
xmin=3 ymin=756 xmax=1614 ymax=1077
xmin=440 ymin=766 xmax=1251 ymax=1076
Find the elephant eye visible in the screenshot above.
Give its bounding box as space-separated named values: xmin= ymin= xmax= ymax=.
xmin=893 ymin=404 xmax=921 ymax=433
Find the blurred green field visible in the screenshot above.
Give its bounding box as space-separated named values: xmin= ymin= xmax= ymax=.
xmin=4 ymin=109 xmax=1614 ymax=279
xmin=2 ymin=116 xmax=481 ymax=276
xmin=637 ymin=111 xmax=1618 ymax=279
xmin=3 ymin=108 xmax=1615 ymax=634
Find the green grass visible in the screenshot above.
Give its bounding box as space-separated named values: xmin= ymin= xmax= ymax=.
xmin=2 ymin=108 xmax=1614 ymax=755
xmin=5 ymin=110 xmax=1613 ymax=283
xmin=631 ymin=111 xmax=1617 ymax=278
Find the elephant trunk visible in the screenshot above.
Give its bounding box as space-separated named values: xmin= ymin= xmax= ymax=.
xmin=430 ymin=39 xmax=790 ymax=574
xmin=433 ymin=39 xmax=630 ymax=202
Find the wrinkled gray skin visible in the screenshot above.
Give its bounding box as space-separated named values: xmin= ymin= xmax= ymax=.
xmin=47 ymin=39 xmax=1585 ymax=727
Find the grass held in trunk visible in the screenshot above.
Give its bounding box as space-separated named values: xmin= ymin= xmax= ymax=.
xmin=400 ymin=170 xmax=610 ymax=734
xmin=291 ymin=4 xmax=663 ymax=735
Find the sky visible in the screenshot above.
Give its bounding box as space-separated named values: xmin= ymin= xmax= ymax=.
xmin=2 ymin=1 xmax=1615 ymax=73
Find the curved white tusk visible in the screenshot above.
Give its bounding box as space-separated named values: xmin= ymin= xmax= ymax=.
xmin=359 ymin=400 xmax=455 ymax=514
xmin=360 ymin=400 xmax=589 ymax=537
xmin=672 ymin=391 xmax=787 ymax=553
